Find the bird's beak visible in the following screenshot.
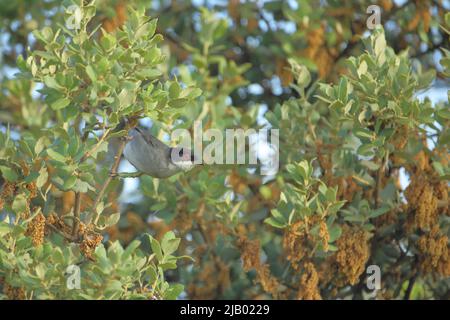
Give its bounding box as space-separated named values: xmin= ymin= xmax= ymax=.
xmin=190 ymin=153 xmax=203 ymax=165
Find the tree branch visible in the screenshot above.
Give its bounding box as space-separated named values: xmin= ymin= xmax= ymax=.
xmin=71 ymin=192 xmax=82 ymax=237
xmin=374 ymin=163 xmax=384 ymax=208
xmin=90 ymin=137 xmax=128 ymax=225
xmin=47 ymin=223 xmax=78 ymax=242
xmin=404 ymin=272 xmax=418 ymax=300
xmin=80 ymin=128 xmax=111 ymax=163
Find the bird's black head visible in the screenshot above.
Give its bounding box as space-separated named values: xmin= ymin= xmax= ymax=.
xmin=169 ymin=147 xmax=197 ymax=171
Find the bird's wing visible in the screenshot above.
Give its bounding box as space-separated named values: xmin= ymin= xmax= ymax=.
xmin=133 ymin=127 xmax=168 ymax=149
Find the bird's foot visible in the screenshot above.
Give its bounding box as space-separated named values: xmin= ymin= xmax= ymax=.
xmin=110 ymin=171 xmax=143 ymax=179
xmin=120 ymin=135 xmax=134 ymax=142
xmin=109 ymin=171 xmax=118 ymax=178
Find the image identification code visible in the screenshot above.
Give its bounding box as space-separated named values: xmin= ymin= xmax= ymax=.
xmin=180 ymin=304 xmax=270 ymax=317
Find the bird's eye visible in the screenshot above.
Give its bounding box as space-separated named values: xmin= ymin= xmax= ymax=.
xmin=179 ymin=149 xmax=184 ymax=157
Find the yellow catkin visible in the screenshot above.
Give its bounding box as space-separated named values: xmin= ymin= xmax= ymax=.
xmin=297 ymin=262 xmax=322 ymax=300
xmin=238 ymin=236 xmax=260 ymax=272
xmin=26 ymin=182 xmax=37 ymax=199
xmin=187 ymin=263 xmax=216 ymax=299
xmin=405 ymin=177 xmax=438 ymax=231
xmin=299 ymin=25 xmax=334 ymax=78
xmin=1 ymin=182 xmax=16 ymax=199
xmin=256 ymin=264 xmax=280 ymax=298
xmin=283 ymin=221 xmax=308 ymax=270
xmin=238 ymin=236 xmax=280 ymax=298
xmin=417 ymin=226 xmax=450 ymax=277
xmin=319 ymin=221 xmax=330 ymax=252
xmin=335 ymin=225 xmax=370 ymax=285
xmin=80 ymin=233 xmax=103 ymax=260
xmin=3 ymin=282 xmax=26 ymax=300
xmin=25 ymin=213 xmax=46 ymax=247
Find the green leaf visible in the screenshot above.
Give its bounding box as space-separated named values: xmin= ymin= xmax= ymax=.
xmin=168 ymin=98 xmax=189 ymax=108
xmin=417 ymin=69 xmax=435 ymax=90
xmin=47 ymin=149 xmax=67 ymax=163
xmin=271 ymin=209 xmax=286 ymax=222
xmin=259 ymin=185 xmax=272 ymax=200
xmin=122 ymin=240 xmax=141 ymax=261
xmin=328 ymin=225 xmax=342 ymax=242
xmin=150 ymin=202 xmax=167 ymax=211
xmin=63 ymin=176 xmax=77 ymax=190
xmin=436 ymin=108 xmax=450 ymax=120
xmin=136 ymin=68 xmax=162 ymax=79
xmin=370 ymin=206 xmax=390 ymax=218
xmin=105 ymin=280 xmax=123 ymax=297
xmin=19 ymin=140 xmax=34 ymax=158
xmin=338 ymin=77 xmax=348 ymax=102
xmin=360 ymin=160 xmax=380 ymax=171
xmin=297 ymin=160 xmax=312 ymax=181
xmin=148 ymin=236 xmax=163 ymax=261
xmin=374 ymin=33 xmax=386 ymax=57
xmin=35 ymin=264 xmax=46 ymax=280
xmin=357 ymin=61 xmax=368 ymax=77
xmin=17 ymin=54 xmax=27 ymax=71
xmin=169 ymin=82 xmax=181 ymax=99
xmin=181 ymin=87 xmax=202 ymax=99
xmin=0 ymin=166 xmax=18 ymax=182
xmin=357 ymin=143 xmax=375 ymax=157
xmin=445 ymin=12 xmax=450 ymax=27
xmin=24 ymin=171 xmax=39 ymax=183
xmin=0 ymin=222 xmax=12 ymax=237
xmin=159 ymin=261 xmax=177 ymax=270
xmin=12 ymin=194 xmax=28 ymax=214
xmin=118 ymin=89 xmax=135 ymax=109
xmin=147 ymin=19 xmax=158 ymax=38
xmin=51 ymin=97 xmax=71 ymax=110
xmin=161 ymin=231 xmax=180 ymax=255
xmin=68 ymin=135 xmax=80 ymax=157
xmin=44 ymin=76 xmax=63 ymax=90
xmin=108 ymin=130 xmax=128 ymax=139
xmin=164 ymin=284 xmax=184 ymax=300
xmin=100 ymin=32 xmax=116 ymax=51
xmin=296 ymin=65 xmax=311 ymax=88
xmin=34 ymin=137 xmax=47 ymax=156
xmin=288 ymin=59 xmax=311 ymax=88
xmin=41 ymin=26 xmax=53 ymax=42
xmin=86 ymin=65 xmax=97 ymax=82
xmin=106 ymin=212 xmax=120 ymax=227
xmin=264 ymin=217 xmax=287 ymax=228
xmin=354 ymin=128 xmax=374 ymax=140
xmin=36 ymin=167 xmax=48 ymax=188
xmin=72 ymin=179 xmax=92 ymax=193
xmin=33 ymin=50 xmax=55 ymax=61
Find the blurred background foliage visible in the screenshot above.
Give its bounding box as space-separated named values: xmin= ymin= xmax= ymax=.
xmin=0 ymin=0 xmax=449 ymax=299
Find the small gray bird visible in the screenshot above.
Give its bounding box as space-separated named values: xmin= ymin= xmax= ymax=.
xmin=123 ymin=127 xmax=196 ymax=178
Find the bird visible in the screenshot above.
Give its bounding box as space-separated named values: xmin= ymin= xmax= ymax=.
xmin=122 ymin=127 xmax=197 ymax=179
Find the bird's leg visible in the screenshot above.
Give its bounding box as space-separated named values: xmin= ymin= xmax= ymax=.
xmin=108 ymin=135 xmax=139 ymax=179
xmin=109 ymin=171 xmax=143 ymax=179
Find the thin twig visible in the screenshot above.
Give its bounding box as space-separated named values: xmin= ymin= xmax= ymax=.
xmin=404 ymin=272 xmax=418 ymax=300
xmin=46 ymin=223 xmax=78 ymax=242
xmin=354 ymin=158 xmax=385 ymax=298
xmin=90 ymin=137 xmax=128 ymax=225
xmin=72 ymin=118 xmax=102 ymax=238
xmin=80 ymin=128 xmax=112 ymax=162
xmin=72 ymin=192 xmax=82 ymax=237
xmin=374 ymin=163 xmax=384 ymax=208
